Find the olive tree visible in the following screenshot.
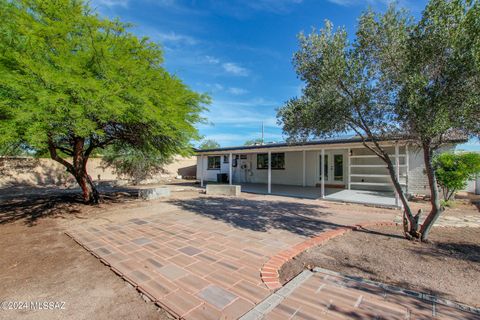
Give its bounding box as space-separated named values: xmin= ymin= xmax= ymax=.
xmin=278 ymin=0 xmax=480 ymax=240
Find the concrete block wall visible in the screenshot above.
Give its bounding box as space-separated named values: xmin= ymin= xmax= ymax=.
xmin=0 ymin=156 xmax=196 ymax=188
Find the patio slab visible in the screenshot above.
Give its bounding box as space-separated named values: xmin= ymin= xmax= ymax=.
xmin=238 ymin=183 xmax=398 ymax=207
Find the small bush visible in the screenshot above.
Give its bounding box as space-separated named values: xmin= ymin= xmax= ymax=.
xmin=434 ymin=152 xmax=480 ymax=201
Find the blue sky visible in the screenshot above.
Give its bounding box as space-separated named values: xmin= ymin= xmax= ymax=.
xmin=93 ymin=0 xmax=479 ymax=151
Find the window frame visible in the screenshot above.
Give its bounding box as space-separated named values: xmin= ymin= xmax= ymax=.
xmin=207 ymin=156 xmax=221 ymax=170
xmin=256 ymin=153 xmax=285 ymax=170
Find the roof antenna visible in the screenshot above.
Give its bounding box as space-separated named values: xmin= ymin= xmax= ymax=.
xmin=261 ymin=121 xmax=264 ymax=145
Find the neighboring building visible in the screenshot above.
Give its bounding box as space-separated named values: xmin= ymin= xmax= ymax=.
xmin=195 ymin=137 xmax=464 ymax=207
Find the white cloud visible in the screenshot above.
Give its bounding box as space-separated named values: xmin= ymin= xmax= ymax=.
xmin=157 ymin=31 xmax=198 ymax=46
xmin=227 ymin=87 xmax=248 ymax=95
xmin=222 ymin=62 xmax=249 ymax=76
xmin=200 ymin=99 xmax=280 ymax=127
xmin=205 ymin=55 xmax=220 ymax=64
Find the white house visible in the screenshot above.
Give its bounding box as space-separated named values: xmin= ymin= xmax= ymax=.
xmin=196 ymin=137 xmax=465 ymax=207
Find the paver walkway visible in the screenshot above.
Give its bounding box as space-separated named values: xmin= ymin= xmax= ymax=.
xmin=261 ymin=269 xmax=479 ymax=320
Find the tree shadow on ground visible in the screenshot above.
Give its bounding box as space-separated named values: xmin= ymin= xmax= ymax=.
xmin=0 ymin=190 xmax=138 ymax=226
xmin=411 ymin=241 xmax=480 ymax=264
xmin=168 ymin=196 xmax=342 ymax=237
xmin=354 ymin=226 xmax=405 ymax=240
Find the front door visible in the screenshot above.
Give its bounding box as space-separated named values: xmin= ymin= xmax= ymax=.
xmin=318 ymin=151 xmax=345 ymax=185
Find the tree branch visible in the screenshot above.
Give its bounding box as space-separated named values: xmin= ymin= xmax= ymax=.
xmin=47 ymin=137 xmax=73 ymax=173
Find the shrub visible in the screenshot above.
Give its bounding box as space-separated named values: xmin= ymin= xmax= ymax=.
xmin=434 ymin=152 xmax=480 ymax=201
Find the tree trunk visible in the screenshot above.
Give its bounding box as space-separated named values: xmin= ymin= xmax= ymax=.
xmin=48 ymin=136 xmax=99 ymax=204
xmin=385 ymin=157 xmax=420 ymax=239
xmin=72 ymin=167 xmax=99 ymax=204
xmin=420 ymin=141 xmax=443 ymax=241
xmin=360 ymin=140 xmax=419 ymax=239
xmin=71 ymin=138 xmax=99 ymax=204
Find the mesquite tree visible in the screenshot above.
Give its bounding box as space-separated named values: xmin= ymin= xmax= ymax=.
xmin=0 ymin=0 xmax=208 ymax=203
xmin=278 ymin=1 xmax=480 ymax=240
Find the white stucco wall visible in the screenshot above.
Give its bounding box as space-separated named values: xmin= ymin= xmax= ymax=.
xmin=196 ymin=144 xmax=456 ymax=196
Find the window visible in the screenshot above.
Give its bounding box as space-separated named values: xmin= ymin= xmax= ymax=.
xmin=207 ymin=156 xmax=221 ymax=170
xmin=257 ymin=153 xmax=285 ymax=170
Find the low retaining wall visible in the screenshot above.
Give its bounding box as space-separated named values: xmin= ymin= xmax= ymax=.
xmin=206 ymin=184 xmax=241 ymax=196
xmin=138 ymin=187 xmax=171 ymax=200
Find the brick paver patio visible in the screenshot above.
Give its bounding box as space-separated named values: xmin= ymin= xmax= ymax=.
xmin=66 ymin=194 xmax=478 ymax=319
xmin=67 ymin=207 xmax=310 ymax=319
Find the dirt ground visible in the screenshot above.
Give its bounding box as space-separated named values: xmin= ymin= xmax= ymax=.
xmin=0 ymin=191 xmax=173 ymax=320
xmin=0 ymin=183 xmax=478 ymax=319
xmin=280 ymin=225 xmax=480 ymax=308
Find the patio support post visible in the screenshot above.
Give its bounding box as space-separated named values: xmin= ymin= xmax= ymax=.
xmin=405 ymin=144 xmax=409 ymax=194
xmin=302 ymin=150 xmax=306 ymax=187
xmin=321 ymin=149 xmax=325 ymax=199
xmin=268 ymin=151 xmax=272 ymax=194
xmin=229 ymin=153 xmax=233 ymax=185
xmin=395 ymin=143 xmax=400 ymax=207
xmin=200 ymin=155 xmax=204 ymax=187
xmin=347 ymin=148 xmax=351 ymax=190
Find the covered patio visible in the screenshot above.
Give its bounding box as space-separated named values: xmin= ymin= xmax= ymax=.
xmin=196 ymin=138 xmax=411 ymax=209
xmin=237 ymin=183 xmax=398 ymax=208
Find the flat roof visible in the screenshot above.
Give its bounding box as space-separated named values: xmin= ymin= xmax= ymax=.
xmin=195 ymin=136 xmax=468 ymax=153
xmin=196 ymin=137 xmax=394 ymax=153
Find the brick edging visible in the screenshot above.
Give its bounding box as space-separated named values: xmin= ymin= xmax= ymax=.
xmin=260 ymin=221 xmax=398 ymax=290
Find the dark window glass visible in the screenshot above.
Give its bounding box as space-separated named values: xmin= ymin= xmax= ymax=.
xmin=207 ymin=156 xmax=221 ymax=170
xmin=257 ymin=153 xmax=285 ymax=169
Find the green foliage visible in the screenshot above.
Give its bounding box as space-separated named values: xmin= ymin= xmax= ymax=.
xmin=198 ymin=139 xmax=220 ymax=150
xmin=440 ymin=199 xmax=455 ymax=208
xmin=277 ymin=11 xmax=406 ymax=142
xmin=394 ymin=0 xmax=480 ymax=146
xmin=244 ymin=138 xmax=263 ymax=146
xmin=279 ymin=1 xmax=479 ymax=145
xmin=434 ymin=152 xmax=480 ymax=201
xmin=0 ymin=0 xmax=208 ymax=197
xmin=101 ymin=144 xmax=171 ymax=184
xmin=278 ymin=0 xmax=480 ymax=240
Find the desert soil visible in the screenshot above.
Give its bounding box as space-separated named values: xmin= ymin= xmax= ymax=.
xmin=0 ymin=190 xmax=174 ymax=320
xmin=280 ymin=225 xmax=480 ymax=308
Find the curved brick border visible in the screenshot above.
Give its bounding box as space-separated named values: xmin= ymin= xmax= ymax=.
xmin=260 ymin=221 xmax=398 ymax=290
